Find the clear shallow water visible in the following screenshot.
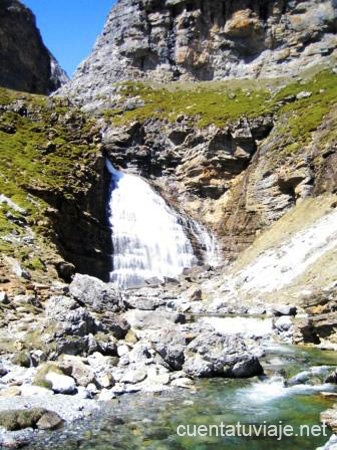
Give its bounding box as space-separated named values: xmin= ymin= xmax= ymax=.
xmin=29 ymin=345 xmax=337 ymax=450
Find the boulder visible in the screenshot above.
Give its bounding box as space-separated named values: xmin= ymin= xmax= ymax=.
xmin=121 ymin=366 xmax=147 ymax=384
xmin=0 ymin=408 xmax=63 ymax=431
xmin=183 ymin=332 xmax=263 ymax=378
xmin=36 ymin=411 xmax=64 ymax=430
xmin=69 ymin=274 xmax=123 ymax=313
xmin=273 ymin=316 xmax=293 ymax=332
xmin=45 ymin=372 xmax=77 ymax=395
xmin=151 ymin=329 xmax=187 ymax=371
xmin=59 ymin=355 xmax=95 ymax=387
xmin=45 ymin=296 xmax=96 ymax=356
xmin=97 ymin=313 xmax=130 ymax=339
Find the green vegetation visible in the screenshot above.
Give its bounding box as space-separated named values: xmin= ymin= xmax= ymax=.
xmin=107 ymin=80 xmax=272 ymax=128
xmin=0 ymin=408 xmax=47 ymax=431
xmin=0 ymin=69 xmax=336 ymax=272
xmin=273 ymin=70 xmax=337 ymax=158
xmin=105 ymin=69 xmax=337 ymax=162
xmin=0 ymin=88 xmax=99 ymax=264
xmin=33 ymin=362 xmax=63 ymax=389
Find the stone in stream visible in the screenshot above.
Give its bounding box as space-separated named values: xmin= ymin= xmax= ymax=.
xmin=183 ymin=332 xmax=264 ymax=378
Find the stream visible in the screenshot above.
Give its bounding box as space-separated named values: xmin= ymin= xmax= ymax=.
xmin=27 ymin=324 xmax=337 ymax=450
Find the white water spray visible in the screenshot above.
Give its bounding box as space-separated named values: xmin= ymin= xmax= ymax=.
xmin=106 ymin=161 xmax=219 ymax=287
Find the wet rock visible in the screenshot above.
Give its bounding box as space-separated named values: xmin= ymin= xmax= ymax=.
xmin=287 ymin=366 xmax=332 ymax=387
xmin=69 ymin=274 xmax=123 ymax=313
xmin=230 ymin=358 xmax=264 ymax=378
xmin=183 ymin=332 xmax=263 ymax=378
xmin=325 ymin=370 xmax=337 ymax=384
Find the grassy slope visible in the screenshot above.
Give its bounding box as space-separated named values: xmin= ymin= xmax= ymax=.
xmin=1 ymin=68 xmax=336 ymax=279
xmin=0 ymin=89 xmax=99 ymax=277
xmin=104 ymin=70 xmax=337 ymax=165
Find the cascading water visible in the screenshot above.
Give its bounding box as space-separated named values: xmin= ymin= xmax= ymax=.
xmin=106 ymin=160 xmax=220 ymax=287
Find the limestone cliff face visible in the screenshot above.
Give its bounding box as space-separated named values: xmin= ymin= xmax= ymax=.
xmin=60 ymin=0 xmax=337 ymax=105
xmin=0 ymin=0 xmax=68 ymax=94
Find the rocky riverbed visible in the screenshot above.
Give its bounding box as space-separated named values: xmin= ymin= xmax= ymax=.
xmin=0 ymin=267 xmax=337 ymax=448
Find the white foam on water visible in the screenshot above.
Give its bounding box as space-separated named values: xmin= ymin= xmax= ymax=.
xmin=106 ymin=161 xmax=219 ymax=287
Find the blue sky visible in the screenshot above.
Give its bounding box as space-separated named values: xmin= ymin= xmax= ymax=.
xmin=24 ymin=0 xmax=115 ymax=77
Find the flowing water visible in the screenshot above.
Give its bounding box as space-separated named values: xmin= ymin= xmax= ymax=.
xmin=47 ymin=163 xmax=337 ymax=450
xmin=29 ymin=343 xmax=337 ymax=450
xmin=106 ymin=161 xmax=219 ymax=287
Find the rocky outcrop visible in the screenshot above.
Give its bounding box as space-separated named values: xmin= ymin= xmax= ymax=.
xmin=0 ymin=0 xmax=68 ymax=94
xmin=59 ymin=0 xmax=337 ymax=105
xmin=294 ymin=285 xmax=337 ymax=345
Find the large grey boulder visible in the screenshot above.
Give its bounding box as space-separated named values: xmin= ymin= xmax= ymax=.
xmin=151 ymin=329 xmax=187 ymax=371
xmin=69 ymin=274 xmax=123 ymax=313
xmin=44 ymin=296 xmax=96 ymax=356
xmin=183 ymin=332 xmax=264 ymax=378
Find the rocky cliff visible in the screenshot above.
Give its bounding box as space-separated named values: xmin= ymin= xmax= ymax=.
xmin=60 ymin=0 xmax=337 ymax=106
xmin=0 ymin=0 xmax=68 ymax=94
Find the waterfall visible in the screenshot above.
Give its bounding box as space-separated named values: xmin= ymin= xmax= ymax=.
xmin=106 ymin=160 xmax=219 ymax=287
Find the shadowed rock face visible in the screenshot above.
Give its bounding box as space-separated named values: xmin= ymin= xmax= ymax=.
xmin=60 ymin=0 xmax=337 ymax=104
xmin=0 ymin=0 xmax=68 ymax=94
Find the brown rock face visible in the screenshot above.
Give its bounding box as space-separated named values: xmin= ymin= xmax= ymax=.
xmin=0 ymin=0 xmax=67 ymax=94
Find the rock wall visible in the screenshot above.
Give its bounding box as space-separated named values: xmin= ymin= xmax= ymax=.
xmin=60 ymin=0 xmax=337 ymax=105
xmin=0 ymin=0 xmax=68 ymax=94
